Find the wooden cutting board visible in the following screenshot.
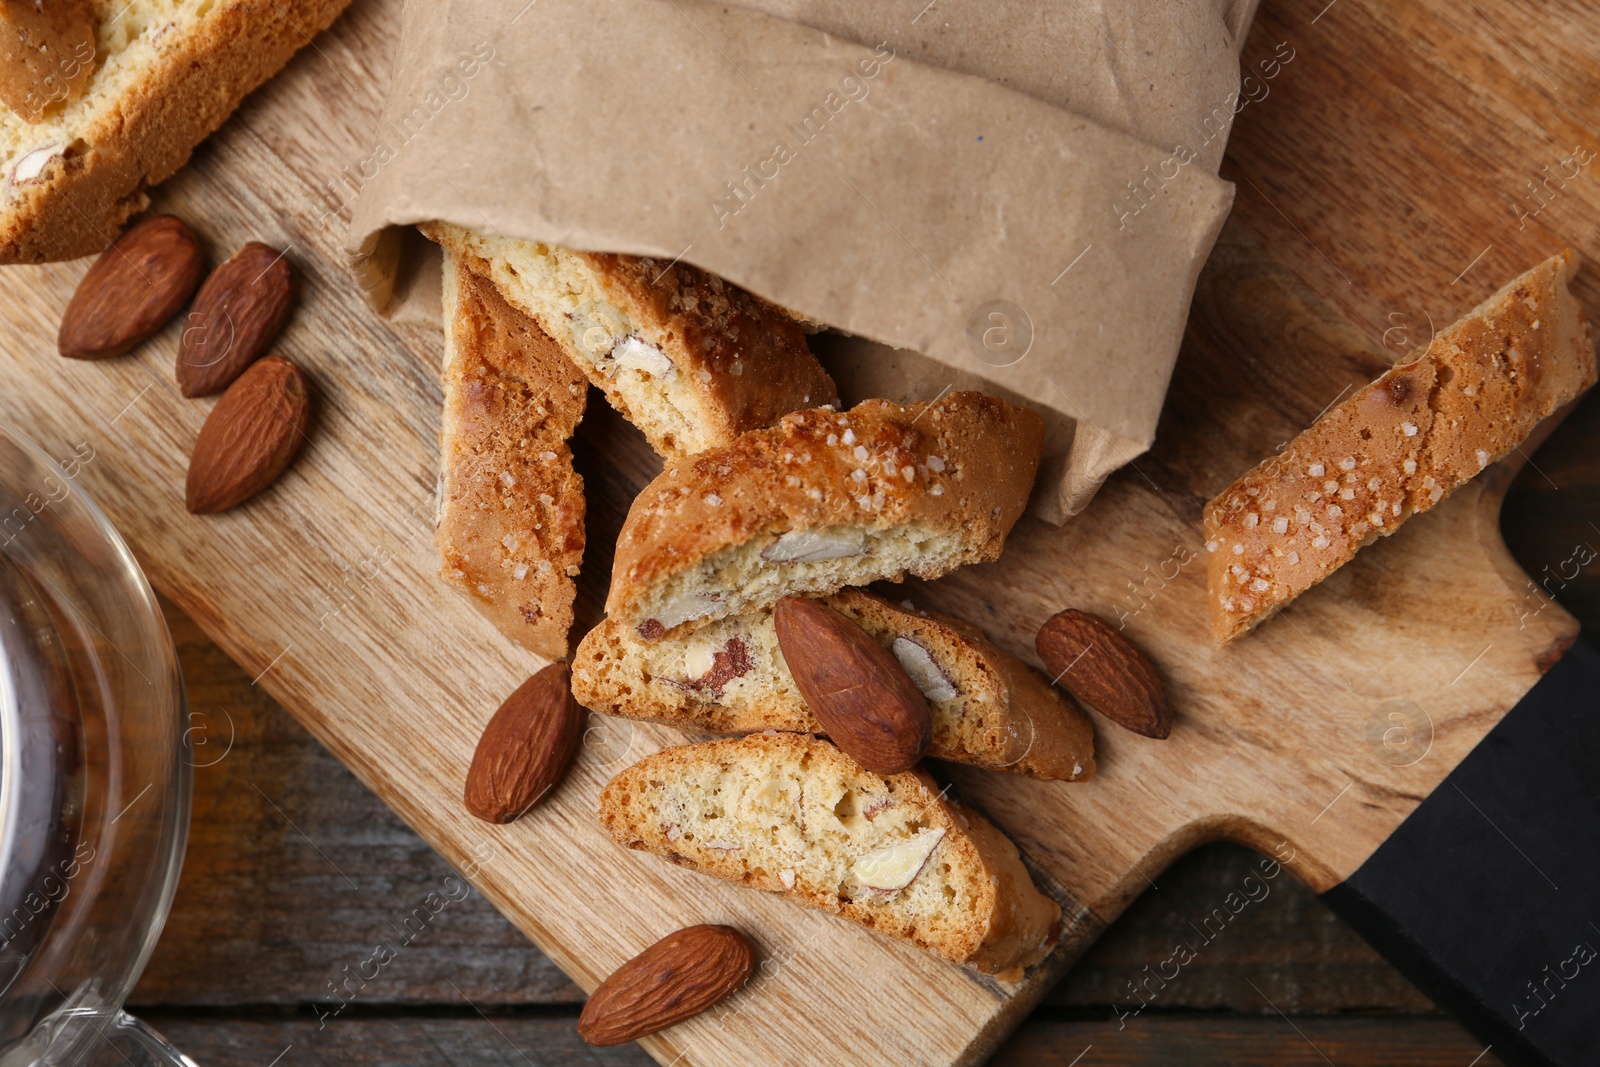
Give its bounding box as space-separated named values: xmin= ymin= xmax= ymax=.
xmin=1 ymin=0 xmax=1596 ymax=1064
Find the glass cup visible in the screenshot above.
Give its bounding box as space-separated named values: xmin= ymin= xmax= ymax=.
xmin=0 ymin=425 xmax=193 ymax=1065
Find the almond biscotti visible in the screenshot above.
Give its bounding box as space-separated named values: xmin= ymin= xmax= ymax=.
xmin=1206 ymin=250 xmax=1596 ymax=644
xmin=1 ymin=0 xmax=351 ymax=263
xmin=573 ymin=588 xmax=1095 ymax=781
xmin=437 ymin=248 xmax=587 ymax=658
xmin=599 ymin=732 xmax=1060 ymax=978
xmin=607 ymin=393 xmax=1045 ymax=637
xmin=421 ymin=222 xmax=838 ymax=459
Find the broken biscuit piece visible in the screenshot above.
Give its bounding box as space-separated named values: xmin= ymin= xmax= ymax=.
xmin=598 ymin=731 xmax=1061 ymax=979
xmin=422 ymin=221 xmax=838 ymax=459
xmin=437 ymin=247 xmax=587 ymax=658
xmin=1206 ymin=249 xmax=1596 ymax=644
xmin=572 ymin=587 xmax=1095 ymax=781
xmin=606 ymin=392 xmax=1045 ymax=637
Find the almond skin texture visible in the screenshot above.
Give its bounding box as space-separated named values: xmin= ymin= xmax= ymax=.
xmin=185 ymin=355 xmax=310 ymax=514
xmin=773 ymin=596 xmax=931 ymax=774
xmin=58 ymin=215 xmax=204 ymax=360
xmin=578 ymin=925 xmax=755 ymax=1046
xmin=178 ymin=242 xmax=293 ymax=397
xmin=1036 ymin=609 xmax=1172 ymax=739
xmin=464 ymin=662 xmax=583 ymax=823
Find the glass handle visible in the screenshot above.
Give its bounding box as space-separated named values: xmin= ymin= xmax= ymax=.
xmin=81 ymin=1013 xmax=199 ymax=1067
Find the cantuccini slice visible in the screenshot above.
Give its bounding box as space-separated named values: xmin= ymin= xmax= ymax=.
xmin=573 ymin=588 xmax=1094 ymax=781
xmin=598 ymin=732 xmax=1061 ymax=979
xmin=437 ymin=248 xmax=587 ymax=658
xmin=0 ymin=0 xmax=351 ymax=263
xmin=606 ymin=392 xmax=1045 ymax=637
xmin=1206 ymin=250 xmax=1596 ymax=644
xmin=421 ymin=222 xmax=838 ymax=459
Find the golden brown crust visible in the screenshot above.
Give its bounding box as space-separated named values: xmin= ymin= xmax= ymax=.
xmin=597 ymin=732 xmax=1059 ymax=977
xmin=0 ymin=0 xmax=96 ymax=122
xmin=1206 ymin=249 xmax=1596 ymax=644
xmin=0 ymin=0 xmax=351 ymax=264
xmin=967 ymin=625 xmax=1098 ymax=781
xmin=418 ymin=222 xmax=838 ymax=459
xmin=606 ymin=392 xmax=1045 ymax=628
xmin=571 ymin=588 xmax=1095 ymax=781
xmin=947 ymin=799 xmax=1062 ymax=980
xmin=437 ymin=250 xmax=587 ymax=658
xmin=583 ymin=251 xmax=840 ymax=447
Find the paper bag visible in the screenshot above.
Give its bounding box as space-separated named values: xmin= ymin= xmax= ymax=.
xmin=347 ymin=0 xmax=1265 ymax=521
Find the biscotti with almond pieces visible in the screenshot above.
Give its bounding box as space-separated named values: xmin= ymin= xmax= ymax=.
xmin=1206 ymin=249 xmax=1596 ymax=644
xmin=606 ymin=392 xmax=1045 ymax=638
xmin=421 ymin=222 xmax=839 ymax=459
xmin=437 ymin=247 xmax=587 ymax=658
xmin=0 ymin=0 xmax=351 ymax=263
xmin=598 ymin=731 xmax=1061 ymax=979
xmin=573 ymin=587 xmax=1095 ymax=781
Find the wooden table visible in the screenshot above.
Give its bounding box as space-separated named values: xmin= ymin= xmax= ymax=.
xmin=119 ymin=246 xmax=1600 ymax=1067
xmin=9 ymin=0 xmax=1570 ymax=1059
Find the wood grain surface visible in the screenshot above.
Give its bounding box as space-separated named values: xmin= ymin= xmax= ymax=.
xmin=125 ymin=375 xmax=1600 ymax=1067
xmin=118 ymin=378 xmax=1600 ymax=1058
xmin=2 ymin=0 xmax=1597 ymax=1064
xmin=129 ymin=590 xmax=1510 ymax=1063
xmin=139 ymin=1016 xmax=1489 ymax=1067
xmin=134 ymin=589 xmax=1440 ymax=1013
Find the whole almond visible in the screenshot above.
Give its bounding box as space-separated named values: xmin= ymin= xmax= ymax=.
xmin=58 ymin=215 xmax=204 ymax=360
xmin=464 ymin=662 xmax=583 ymax=823
xmin=774 ymin=596 xmax=931 ymax=774
xmin=185 ymin=355 xmax=310 ymax=514
xmin=177 ymin=242 xmax=293 ymax=397
xmin=1036 ymin=609 xmax=1172 ymax=738
xmin=579 ymin=925 xmax=755 ymax=1046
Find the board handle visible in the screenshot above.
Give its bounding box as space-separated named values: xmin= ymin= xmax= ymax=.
xmin=1322 ymin=637 xmax=1600 ymax=1067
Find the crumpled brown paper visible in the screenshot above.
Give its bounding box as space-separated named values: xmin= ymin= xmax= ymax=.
xmin=347 ymin=0 xmax=1262 ymax=522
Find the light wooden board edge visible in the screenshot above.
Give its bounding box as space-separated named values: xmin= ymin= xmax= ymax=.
xmin=0 ymin=0 xmax=1595 ymax=1063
